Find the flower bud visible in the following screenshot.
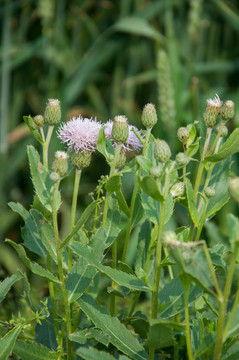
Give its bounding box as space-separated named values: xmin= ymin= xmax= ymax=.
xmin=221 ymin=100 xmax=235 ymax=121
xmin=177 ymin=127 xmax=190 ymax=144
xmin=44 ymin=99 xmax=61 ymax=126
xmin=70 ymin=150 xmax=91 ymax=169
xmin=204 ymin=186 xmax=215 ymax=199
xmin=170 ymin=182 xmax=185 ymax=198
xmin=162 ymin=230 xmax=178 ymax=245
xmin=203 ymin=95 xmax=222 ymax=128
xmin=150 ymin=165 xmax=163 ymax=178
xmin=52 ymin=151 xmax=68 ymax=177
xmin=111 ymin=115 xmax=129 ymax=144
xmin=154 ymin=139 xmax=171 ymax=163
xmin=34 ymin=115 xmax=44 ymax=127
xmin=217 ymin=125 xmax=228 ymax=138
xmin=141 ymin=103 xmax=158 ymax=129
xmin=229 ymin=178 xmax=239 ymax=203
xmin=50 ymin=172 xmax=60 ymax=182
xmin=176 ymin=152 xmax=190 ymax=166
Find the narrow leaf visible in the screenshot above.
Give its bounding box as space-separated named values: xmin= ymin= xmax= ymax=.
xmin=105 ymin=175 xmax=122 ymax=193
xmin=0 ymin=325 xmax=22 ymax=360
xmin=116 ymin=190 xmax=130 ymax=217
xmin=70 ymin=328 xmax=109 ymax=346
xmin=77 ymin=347 xmax=115 ymax=360
xmin=77 ymin=294 xmax=148 ymax=360
xmin=139 ymin=175 xmax=164 ymax=203
xmin=0 ymin=274 xmax=23 ymax=304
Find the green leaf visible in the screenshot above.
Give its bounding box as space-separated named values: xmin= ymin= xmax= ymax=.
xmin=27 ymin=146 xmax=61 ymax=212
xmin=104 ymin=196 xmax=121 ymax=248
xmin=76 ymin=347 xmax=116 ymax=360
xmin=139 ymin=175 xmax=164 ymax=202
xmin=23 ymin=116 xmax=44 ymax=144
xmin=158 ymin=277 xmax=202 ymax=318
xmin=0 ymin=274 xmax=23 ymax=304
xmin=185 ymin=137 xmax=200 ymax=157
xmin=70 ymin=242 xmax=149 ymax=292
xmin=131 ymin=192 xmax=144 ymax=228
xmin=205 ymin=128 xmax=239 ymax=162
xmin=77 ymin=294 xmax=148 ymax=360
xmin=228 ymin=214 xmax=239 ymax=261
xmin=116 ymin=190 xmax=130 ymax=217
xmin=222 ymin=342 xmax=239 ymax=360
xmin=141 ymin=191 xmax=160 ymax=225
xmin=97 ymin=127 xmax=115 ymax=162
xmin=136 ymin=155 xmax=153 ymax=174
xmin=60 ymin=200 xmax=99 ymax=249
xmin=13 ymin=340 xmax=58 ymax=360
xmin=186 ymin=179 xmax=199 ymax=227
xmin=105 ymin=175 xmax=122 ymax=193
xmin=8 ymin=202 xmax=46 ymax=258
xmin=145 ymin=321 xmax=177 ymax=349
xmin=194 ymin=332 xmax=216 ymax=358
xmin=0 ymin=325 xmax=22 ymax=360
xmin=70 ymin=328 xmax=109 ymax=346
xmin=30 ymin=209 xmax=57 ymax=263
xmin=5 ymin=240 xmax=60 ymax=284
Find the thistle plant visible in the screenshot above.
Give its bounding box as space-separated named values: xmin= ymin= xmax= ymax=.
xmin=2 ymin=94 xmax=239 ymax=360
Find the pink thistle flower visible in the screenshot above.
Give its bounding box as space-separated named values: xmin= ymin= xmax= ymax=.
xmin=58 ymin=116 xmax=102 ymax=153
xmin=104 ymin=121 xmax=143 ymax=152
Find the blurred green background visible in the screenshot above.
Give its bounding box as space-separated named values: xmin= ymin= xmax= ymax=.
xmin=1 ymin=0 xmax=239 ymax=316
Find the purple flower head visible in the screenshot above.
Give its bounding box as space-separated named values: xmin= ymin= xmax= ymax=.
xmin=58 ymin=116 xmax=102 ymax=153
xmin=104 ymin=121 xmax=143 ymax=152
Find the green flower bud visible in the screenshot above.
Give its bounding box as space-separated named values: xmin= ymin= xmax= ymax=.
xmin=204 ymin=186 xmax=215 ymax=199
xmin=154 ymin=139 xmax=171 ymax=163
xmin=170 ymin=182 xmax=185 ymax=198
xmin=141 ymin=103 xmax=158 ymax=129
xmin=150 ymin=165 xmax=163 ymax=178
xmin=52 ymin=151 xmax=68 ymax=177
xmin=176 ymin=152 xmax=190 ymax=166
xmin=162 ymin=230 xmax=178 ymax=245
xmin=203 ymin=95 xmax=222 ymax=128
xmin=50 ymin=172 xmax=60 ymax=182
xmin=217 ymin=125 xmax=228 ymax=138
xmin=221 ymin=100 xmax=235 ymax=121
xmin=34 ymin=115 xmax=44 ymax=127
xmin=177 ymin=127 xmax=190 ymax=144
xmin=111 ymin=115 xmax=129 ymax=144
xmin=44 ymin=99 xmax=61 ymax=126
xmin=229 ymin=177 xmax=239 ymax=203
xmin=70 ymin=150 xmax=91 ymax=169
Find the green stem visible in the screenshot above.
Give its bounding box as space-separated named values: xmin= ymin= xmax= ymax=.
xmin=193 ymin=127 xmax=212 ymax=202
xmin=42 ymin=126 xmax=54 ymax=170
xmin=46 ymin=254 xmax=59 ymax=341
xmin=68 ymin=169 xmax=81 ymax=272
xmin=213 ymin=243 xmax=239 ymax=360
xmin=53 ymin=180 xmax=73 ymax=360
xmin=151 ymin=164 xmax=173 ymax=319
xmin=102 ymin=144 xmax=122 ymax=227
xmin=207 ymin=120 xmax=225 ymax=156
xmin=184 ymin=282 xmax=194 ymax=360
xmin=203 ymin=243 xmax=222 ymax=299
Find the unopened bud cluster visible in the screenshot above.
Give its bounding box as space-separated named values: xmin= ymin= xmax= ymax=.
xmin=154 ymin=140 xmax=171 ymax=163
xmin=221 ymin=100 xmax=235 ymax=121
xmin=176 ymin=152 xmax=190 ymax=166
xmin=34 ymin=115 xmax=44 ymax=127
xmin=177 ymin=127 xmax=190 ymax=144
xmin=141 ymin=103 xmax=158 ymax=129
xmin=44 ymin=99 xmax=61 ymax=126
xmin=112 ymin=116 xmax=129 ymax=144
xmin=203 ymin=95 xmax=222 ymax=128
xmin=150 ymin=165 xmax=163 ymax=179
xmin=204 ymin=186 xmax=215 ymax=199
xmin=70 ymin=150 xmax=91 ymax=169
xmin=170 ymin=182 xmax=185 ymax=198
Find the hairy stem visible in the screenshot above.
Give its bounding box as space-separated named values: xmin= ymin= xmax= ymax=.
xmin=42 ymin=126 xmax=54 ymax=170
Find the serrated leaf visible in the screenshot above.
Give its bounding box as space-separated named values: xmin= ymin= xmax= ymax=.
xmin=77 ymin=294 xmax=148 ymax=360
xmin=5 ymin=240 xmax=60 ymax=284
xmin=23 ymin=116 xmax=43 ymax=144
xmin=30 ymin=209 xmax=57 ymax=263
xmin=13 ymin=340 xmax=58 ymax=360
xmin=8 ymin=202 xmax=46 ymax=258
xmin=186 ymin=179 xmax=199 ymax=227
xmin=205 ymin=128 xmax=239 ymax=162
xmin=105 ymin=175 xmax=122 ymax=193
xmin=70 ymin=242 xmax=149 ymax=292
xmin=27 ymin=146 xmax=61 ymax=212
xmin=70 ymin=328 xmax=109 ymax=346
xmin=76 ymin=347 xmax=116 ymax=360
xmin=139 ymin=175 xmax=164 ymax=202
xmin=0 ymin=274 xmax=23 ymax=304
xmin=60 ymin=200 xmax=99 ymax=249
xmin=0 ymin=325 xmax=22 ymax=360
